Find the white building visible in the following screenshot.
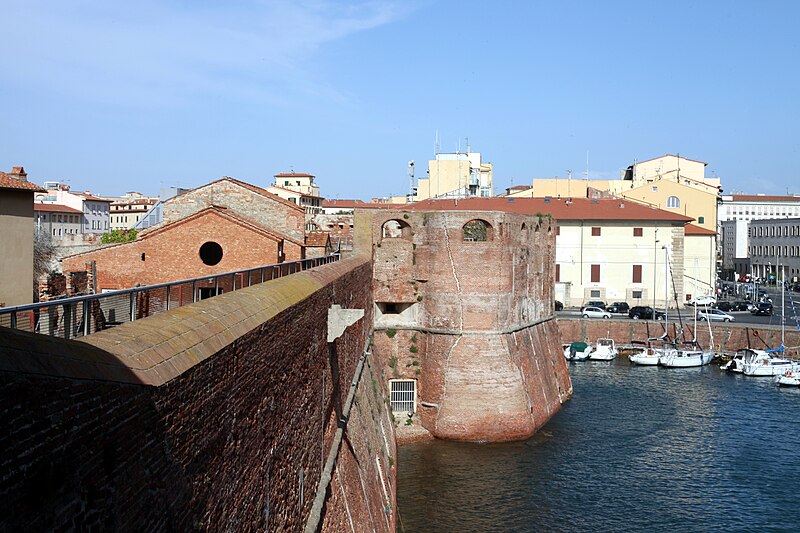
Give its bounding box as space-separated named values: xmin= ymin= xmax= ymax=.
xmin=267 ymin=172 xmax=323 ymax=215
xmin=720 ymin=219 xmax=749 ymax=275
xmin=36 ymin=182 xmax=111 ymax=235
xmin=719 ymin=194 xmax=800 ymax=224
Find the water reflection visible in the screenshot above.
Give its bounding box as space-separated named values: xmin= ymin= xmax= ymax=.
xmin=398 ymin=361 xmax=800 ymax=532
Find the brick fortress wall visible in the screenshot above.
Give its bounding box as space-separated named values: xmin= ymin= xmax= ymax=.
xmin=0 ymin=257 xmax=396 ymax=532
xmin=364 ymin=209 xmax=572 ymax=442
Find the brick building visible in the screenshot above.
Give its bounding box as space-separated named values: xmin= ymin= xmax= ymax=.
xmin=159 ymin=176 xmax=305 ymax=242
xmin=62 ymin=206 xmax=303 ymax=291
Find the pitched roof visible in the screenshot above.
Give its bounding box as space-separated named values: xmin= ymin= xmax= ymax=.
xmin=33 ymin=203 xmax=83 ymax=214
xmin=75 ymin=192 xmax=113 ymax=203
xmin=0 ymin=172 xmax=46 ymax=192
xmin=185 ymin=176 xmax=305 ymax=213
xmin=305 ymin=231 xmax=331 ymax=247
xmin=267 ymin=184 xmax=324 ymax=199
xmin=730 ymin=194 xmax=800 ymax=203
xmin=144 ymin=205 xmax=304 ymax=246
xmin=631 ymin=154 xmax=708 ymax=166
xmin=403 ymin=197 xmax=694 ymax=222
xmin=322 ymin=199 xmax=368 ymax=208
xmin=684 ymin=223 xmax=717 ymax=236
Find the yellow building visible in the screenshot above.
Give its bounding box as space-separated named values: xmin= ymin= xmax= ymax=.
xmin=512 ymin=155 xmax=721 ymax=234
xmin=414 ymin=151 xmax=492 ymax=200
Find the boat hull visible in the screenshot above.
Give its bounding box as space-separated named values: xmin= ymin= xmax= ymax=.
xmin=659 ymin=350 xmax=714 ymax=368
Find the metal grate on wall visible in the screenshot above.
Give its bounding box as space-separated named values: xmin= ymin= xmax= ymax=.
xmin=390 ymin=379 xmax=416 ymax=414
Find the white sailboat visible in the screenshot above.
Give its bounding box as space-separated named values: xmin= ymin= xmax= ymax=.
xmin=630 ymin=245 xmax=670 ymax=366
xmin=659 ymin=248 xmax=715 ymax=368
xmin=775 ymin=368 xmax=800 ymax=387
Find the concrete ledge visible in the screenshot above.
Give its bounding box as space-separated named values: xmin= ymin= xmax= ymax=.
xmin=0 ymin=256 xmax=370 ymax=385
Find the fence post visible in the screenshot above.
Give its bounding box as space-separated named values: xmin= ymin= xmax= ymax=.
xmin=83 ymin=299 xmax=90 ymax=336
xmin=214 ymin=276 xmax=219 ymax=296
xmin=10 ymin=311 xmax=17 ymax=330
xmin=166 ymin=284 xmax=171 ymax=311
xmin=63 ymin=304 xmax=71 ymax=339
xmin=192 ymin=280 xmax=197 ymax=303
xmin=130 ymin=291 xmax=136 ymax=322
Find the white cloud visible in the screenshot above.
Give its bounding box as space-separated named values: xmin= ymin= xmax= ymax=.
xmin=1 ymin=0 xmax=409 ymax=107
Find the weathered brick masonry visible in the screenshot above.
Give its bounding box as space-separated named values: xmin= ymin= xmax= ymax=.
xmin=362 ymin=208 xmax=572 ymax=442
xmin=0 ymin=257 xmax=395 ymax=532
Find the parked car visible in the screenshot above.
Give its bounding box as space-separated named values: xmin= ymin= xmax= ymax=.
xmin=582 ymin=300 xmax=607 ymax=311
xmin=555 ymin=300 xmax=564 ymax=311
xmin=687 ymin=295 xmax=717 ymax=306
xmin=582 ymin=306 xmax=611 ymax=319
xmin=628 ymin=306 xmax=666 ymax=320
xmin=750 ymin=302 xmax=773 ymax=316
xmin=606 ymin=302 xmax=630 ymax=314
xmin=715 ymin=301 xmax=734 ymax=312
xmin=715 ymin=300 xmax=749 ymax=312
xmin=697 ymin=308 xmax=734 ymax=322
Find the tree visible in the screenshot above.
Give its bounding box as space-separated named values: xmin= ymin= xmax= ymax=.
xmin=33 ymin=228 xmax=57 ymax=279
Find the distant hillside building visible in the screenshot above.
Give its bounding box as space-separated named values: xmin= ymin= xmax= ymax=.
xmin=0 ymin=166 xmax=46 ymax=307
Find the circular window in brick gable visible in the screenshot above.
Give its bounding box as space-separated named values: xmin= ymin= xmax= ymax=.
xmin=199 ymin=241 xmax=224 ymax=266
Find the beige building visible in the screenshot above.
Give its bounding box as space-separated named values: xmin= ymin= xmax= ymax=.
xmin=267 ymin=172 xmax=324 ymax=217
xmin=0 ymin=166 xmax=46 ymax=308
xmin=510 ymin=154 xmax=721 ymax=234
xmin=414 ymin=151 xmax=493 ymax=201
xmin=108 ymin=192 xmax=159 ymax=230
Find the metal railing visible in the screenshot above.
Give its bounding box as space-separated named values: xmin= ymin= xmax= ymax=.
xmin=0 ymin=254 xmax=340 ymax=340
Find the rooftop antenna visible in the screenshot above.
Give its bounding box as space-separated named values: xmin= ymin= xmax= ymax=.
xmin=567 ymin=169 xmax=572 ymax=197
xmin=584 ymin=151 xmax=589 ymax=181
xmin=408 ymin=160 xmax=415 ymax=198
xmin=434 ymin=130 xmax=440 ymax=155
xmin=466 ymin=137 xmax=471 ymax=153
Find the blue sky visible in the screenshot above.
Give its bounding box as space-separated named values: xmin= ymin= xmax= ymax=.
xmin=2 ymin=0 xmax=799 ymax=199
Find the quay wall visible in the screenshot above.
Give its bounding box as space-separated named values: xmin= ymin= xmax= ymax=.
xmin=558 ymin=318 xmax=800 ymax=357
xmin=363 ymin=209 xmax=572 ymax=443
xmin=0 ymin=257 xmax=396 ymax=532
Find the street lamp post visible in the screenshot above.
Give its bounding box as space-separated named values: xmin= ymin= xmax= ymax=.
xmin=653 ymin=229 xmax=659 ymax=309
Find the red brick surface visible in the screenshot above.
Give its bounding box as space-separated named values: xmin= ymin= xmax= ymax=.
xmin=0 ymin=259 xmax=394 ymax=532
xmin=62 ymin=208 xmax=303 ymax=290
xmin=369 ymin=209 xmax=571 ymax=442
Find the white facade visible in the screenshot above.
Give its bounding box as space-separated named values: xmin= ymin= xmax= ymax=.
xmin=719 ymin=194 xmax=800 ymax=224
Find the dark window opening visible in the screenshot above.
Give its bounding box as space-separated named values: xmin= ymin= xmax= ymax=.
xmin=199 ymin=241 xmax=224 ymax=266
xmin=463 ymin=219 xmax=493 ymax=242
xmin=591 ymin=264 xmax=600 ymax=283
xmin=591 ymin=227 xmax=601 ymax=236
xmin=377 ymin=302 xmax=414 ymax=315
xmin=633 ymin=227 xmax=643 ymax=237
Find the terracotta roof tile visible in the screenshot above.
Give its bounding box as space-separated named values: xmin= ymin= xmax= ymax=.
xmin=684 ymin=223 xmax=717 ymax=236
xmin=305 ymin=231 xmax=330 ymax=247
xmin=0 ymin=173 xmax=46 ymax=192
xmin=402 ymin=197 xmax=694 ymax=222
xmin=730 ymin=195 xmax=800 ymax=203
xmin=33 ymin=203 xmax=83 ymax=214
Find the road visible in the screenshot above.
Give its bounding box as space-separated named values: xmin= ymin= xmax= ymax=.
xmin=556 ymin=288 xmax=800 ymax=329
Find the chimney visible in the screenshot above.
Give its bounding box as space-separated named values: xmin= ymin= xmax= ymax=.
xmin=9 ymin=166 xmax=27 ymax=182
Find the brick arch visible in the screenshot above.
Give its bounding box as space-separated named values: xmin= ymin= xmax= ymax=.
xmin=381 ymin=218 xmax=412 ymax=240
xmin=462 ymin=219 xmax=493 ymax=242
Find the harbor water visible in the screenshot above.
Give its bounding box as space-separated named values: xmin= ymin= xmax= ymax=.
xmin=397 ymin=359 xmax=800 ymax=532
